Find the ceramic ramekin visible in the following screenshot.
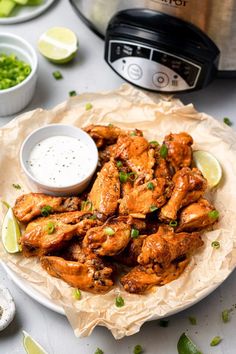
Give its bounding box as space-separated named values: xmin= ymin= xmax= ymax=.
xmin=0 ymin=32 xmax=38 ymax=116
xmin=20 ymin=124 xmax=99 ymax=196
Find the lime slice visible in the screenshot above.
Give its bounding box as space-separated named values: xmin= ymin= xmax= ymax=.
xmin=177 ymin=333 xmax=202 ymax=354
xmin=38 ymin=27 xmax=78 ymax=64
xmin=1 ymin=207 xmax=21 ymax=253
xmin=193 ymin=150 xmax=222 ymax=188
xmin=23 ymin=331 xmax=48 ymax=354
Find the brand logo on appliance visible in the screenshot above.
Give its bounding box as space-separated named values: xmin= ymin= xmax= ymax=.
xmin=152 ymin=0 xmax=188 ymax=7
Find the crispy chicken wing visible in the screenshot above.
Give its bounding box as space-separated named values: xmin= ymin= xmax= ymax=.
xmin=120 ymin=258 xmax=189 ymax=294
xmin=114 ymin=134 xmax=155 ymax=181
xmin=119 ymin=178 xmax=173 ymax=218
xmin=160 ymin=167 xmax=207 ymax=221
xmin=41 ymin=253 xmax=114 ymax=293
xmin=83 ymin=217 xmax=131 ymax=256
xmin=88 ymin=159 xmax=120 ymax=216
xmin=13 ymin=193 xmax=80 ymax=223
xmin=22 ymin=211 xmax=101 ymax=257
xmin=164 ymin=132 xmax=193 ymax=173
xmin=84 ymin=124 xmax=123 ymax=148
xmin=138 ymin=225 xmax=203 ymax=267
xmin=176 ymin=198 xmax=218 ymax=232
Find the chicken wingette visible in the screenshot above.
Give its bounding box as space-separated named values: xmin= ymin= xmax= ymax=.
xmin=13 ymin=193 xmax=80 ymax=223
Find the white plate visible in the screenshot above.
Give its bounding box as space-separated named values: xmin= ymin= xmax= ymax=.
xmin=0 ymin=0 xmax=56 ymax=25
xmin=0 ymin=261 xmax=64 ymax=315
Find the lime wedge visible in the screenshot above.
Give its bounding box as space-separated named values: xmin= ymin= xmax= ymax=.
xmin=193 ymin=150 xmax=222 ymax=188
xmin=38 ymin=27 xmax=78 ymax=64
xmin=23 ymin=331 xmax=48 ymax=354
xmin=177 ymin=333 xmax=202 ymax=354
xmin=1 ymin=207 xmax=21 ymax=253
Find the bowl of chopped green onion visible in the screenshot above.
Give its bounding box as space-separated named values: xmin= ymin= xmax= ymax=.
xmin=0 ymin=32 xmax=38 ymax=116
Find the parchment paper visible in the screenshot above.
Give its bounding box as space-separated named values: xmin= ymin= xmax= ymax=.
xmin=1 ymin=84 xmax=236 ymax=339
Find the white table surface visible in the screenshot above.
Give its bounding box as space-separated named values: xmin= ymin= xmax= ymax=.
xmin=1 ymin=1 xmax=236 ymax=353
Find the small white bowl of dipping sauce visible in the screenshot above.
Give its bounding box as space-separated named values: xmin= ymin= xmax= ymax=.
xmin=20 ymin=124 xmax=98 ymax=196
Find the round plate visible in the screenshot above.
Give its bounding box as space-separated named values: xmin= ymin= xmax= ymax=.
xmin=0 ymin=0 xmax=56 ymax=25
xmin=0 ymin=261 xmax=64 ymax=315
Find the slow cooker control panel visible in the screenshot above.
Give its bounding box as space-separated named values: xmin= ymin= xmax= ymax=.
xmin=105 ymin=9 xmax=220 ymax=93
xmin=108 ymin=40 xmax=201 ymax=92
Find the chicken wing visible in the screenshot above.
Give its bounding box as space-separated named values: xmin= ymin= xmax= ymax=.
xmin=88 ymin=159 xmax=120 ymax=216
xmin=164 ymin=132 xmax=193 ymax=172
xmin=21 ymin=211 xmax=101 ymax=257
xmin=119 ymin=178 xmax=173 ymax=218
xmin=138 ymin=225 xmax=203 ymax=267
xmin=84 ymin=124 xmax=123 ymax=148
xmin=114 ymin=134 xmax=155 ymax=181
xmin=120 ymin=258 xmax=189 ymax=294
xmin=41 ymin=253 xmax=114 ymax=293
xmin=176 ymin=198 xmax=218 ymax=232
xmin=159 ymin=167 xmax=207 ymax=221
xmin=82 ymin=217 xmax=131 ymax=256
xmin=13 ymin=193 xmax=80 ymax=223
xmin=113 ymin=235 xmax=147 ymax=267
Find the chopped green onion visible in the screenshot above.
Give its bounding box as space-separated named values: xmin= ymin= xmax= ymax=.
xmin=128 ymin=172 xmax=138 ymax=182
xmin=159 ymin=319 xmax=169 ymax=327
xmin=188 ymin=316 xmax=197 ymax=325
xmin=223 ymin=117 xmax=233 ymax=126
xmin=208 ymin=210 xmax=219 ymax=219
xmin=147 ymin=182 xmax=154 ymax=190
xmin=169 ymin=220 xmax=178 ymax=227
xmin=222 ymin=309 xmax=230 ymax=323
xmin=89 ymin=214 xmax=97 ymax=220
xmin=12 ymin=183 xmax=21 ymax=190
xmin=210 ymin=336 xmax=222 ymax=346
xmin=116 ymin=160 xmax=123 ymax=168
xmin=130 ymin=131 xmax=137 ymax=136
xmin=108 ymin=123 xmax=114 ymax=127
xmin=0 ymin=53 xmax=31 ymax=90
xmin=69 ymin=90 xmax=77 ymax=97
xmin=160 ymin=144 xmax=168 ymax=159
xmin=72 ymin=288 xmax=81 ymax=300
xmin=104 ymin=227 xmax=115 ymax=236
xmin=115 ymin=296 xmax=125 ymax=307
xmin=133 ymin=344 xmax=143 ymax=354
xmin=52 ymin=71 xmax=63 ymax=80
xmin=211 ymin=241 xmax=220 ymax=249
xmin=119 ymin=171 xmax=128 ymax=183
xmin=81 ymin=201 xmax=93 ymax=211
xmin=45 ymin=221 xmax=55 ymax=235
xmin=149 ymin=140 xmax=159 ymax=146
xmin=150 ymin=205 xmax=158 ymax=212
xmin=131 ymin=228 xmax=139 ymax=239
xmin=41 ymin=205 xmax=52 ymax=217
xmin=85 ymin=102 xmax=93 ymax=111
xmin=94 ymin=348 xmax=104 ymax=354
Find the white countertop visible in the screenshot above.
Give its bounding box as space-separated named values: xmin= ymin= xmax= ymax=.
xmin=1 ymin=1 xmax=236 ymax=353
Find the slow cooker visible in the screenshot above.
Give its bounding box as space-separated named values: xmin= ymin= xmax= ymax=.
xmin=70 ymin=0 xmax=236 ymax=93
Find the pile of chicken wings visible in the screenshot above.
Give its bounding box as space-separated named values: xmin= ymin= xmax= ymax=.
xmin=13 ymin=125 xmax=219 ymax=294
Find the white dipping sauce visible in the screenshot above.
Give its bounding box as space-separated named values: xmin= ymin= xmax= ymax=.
xmin=27 ymin=135 xmax=92 ymax=186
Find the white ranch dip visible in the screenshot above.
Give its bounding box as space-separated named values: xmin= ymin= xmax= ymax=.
xmin=27 ymin=135 xmax=92 ymax=186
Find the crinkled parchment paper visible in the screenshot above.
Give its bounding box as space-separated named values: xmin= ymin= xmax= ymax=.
xmin=1 ymin=84 xmax=236 ymax=339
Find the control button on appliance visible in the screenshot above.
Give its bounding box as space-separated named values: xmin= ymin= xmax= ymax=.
xmin=153 ymin=72 xmax=169 ymax=88
xmin=127 ymin=64 xmax=143 ymax=80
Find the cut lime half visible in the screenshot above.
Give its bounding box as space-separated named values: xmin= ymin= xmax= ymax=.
xmin=193 ymin=150 xmax=222 ymax=188
xmin=23 ymin=331 xmax=48 ymax=354
xmin=177 ymin=333 xmax=202 ymax=354
xmin=38 ymin=27 xmax=78 ymax=64
xmin=1 ymin=207 xmax=21 ymax=253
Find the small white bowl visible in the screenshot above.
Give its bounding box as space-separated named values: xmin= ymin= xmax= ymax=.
xmin=0 ymin=32 xmax=38 ymax=116
xmin=0 ymin=285 xmax=16 ymax=332
xmin=20 ymin=124 xmax=99 ymax=196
